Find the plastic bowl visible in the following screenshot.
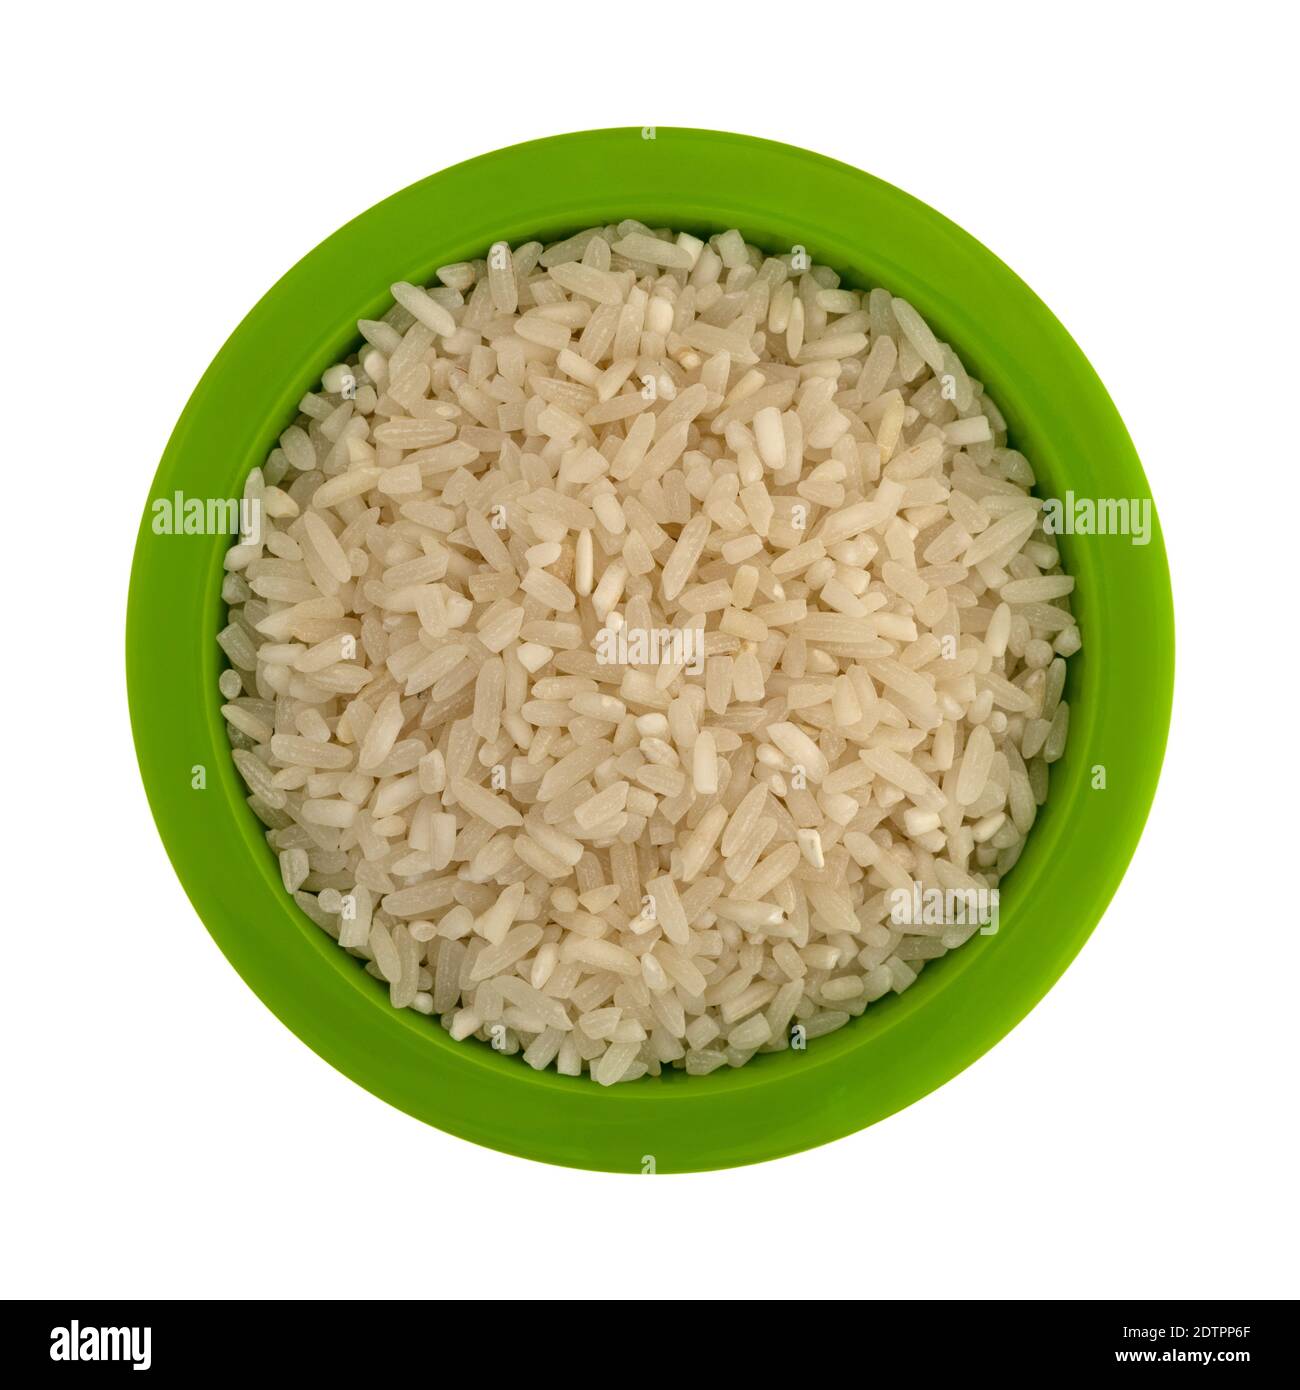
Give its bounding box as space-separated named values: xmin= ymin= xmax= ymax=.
xmin=127 ymin=127 xmax=1173 ymax=1172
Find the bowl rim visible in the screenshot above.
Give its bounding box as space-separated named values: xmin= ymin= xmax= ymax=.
xmin=126 ymin=126 xmax=1174 ymax=1172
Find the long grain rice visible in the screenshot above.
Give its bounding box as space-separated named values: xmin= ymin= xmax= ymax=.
xmin=222 ymin=222 xmax=1080 ymax=1085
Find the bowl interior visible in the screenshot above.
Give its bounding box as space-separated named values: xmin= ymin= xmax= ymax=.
xmin=128 ymin=128 xmax=1173 ymax=1171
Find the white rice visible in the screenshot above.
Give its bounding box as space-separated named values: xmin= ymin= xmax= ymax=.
xmin=221 ymin=222 xmax=1080 ymax=1086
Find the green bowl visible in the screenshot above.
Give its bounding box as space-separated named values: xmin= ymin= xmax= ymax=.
xmin=126 ymin=127 xmax=1173 ymax=1172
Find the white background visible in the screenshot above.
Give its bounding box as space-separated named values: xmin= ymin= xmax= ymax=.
xmin=3 ymin=1 xmax=1296 ymax=1301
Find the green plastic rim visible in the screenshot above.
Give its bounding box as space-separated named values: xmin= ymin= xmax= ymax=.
xmin=127 ymin=128 xmax=1174 ymax=1173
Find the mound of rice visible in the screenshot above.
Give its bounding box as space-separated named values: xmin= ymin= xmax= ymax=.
xmin=218 ymin=221 xmax=1079 ymax=1084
